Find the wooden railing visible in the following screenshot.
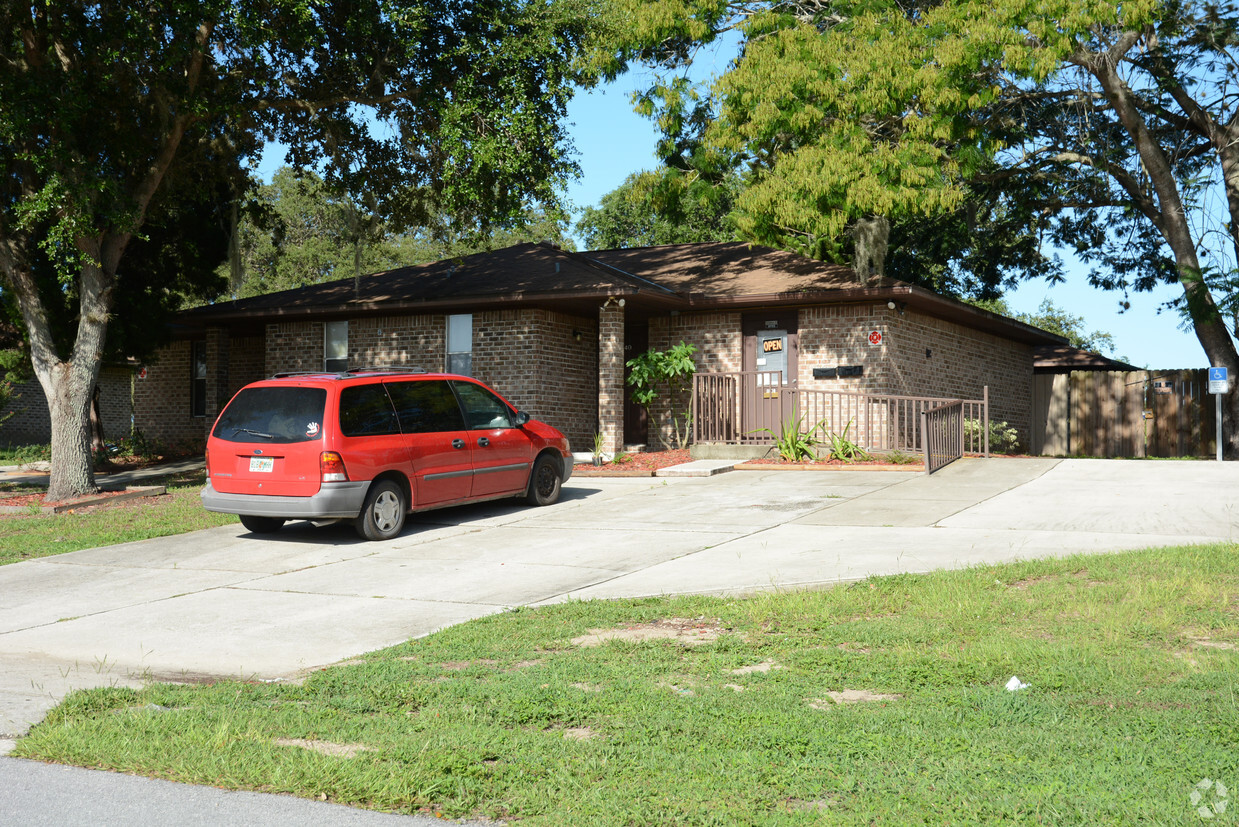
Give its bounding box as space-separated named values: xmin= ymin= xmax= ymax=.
xmin=920 ymin=400 xmax=965 ymax=473
xmin=692 ymin=372 xmax=990 ymax=458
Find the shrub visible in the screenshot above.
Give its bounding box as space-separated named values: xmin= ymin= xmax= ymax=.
xmin=626 ymin=342 xmax=697 ymax=449
xmin=965 ymin=418 xmax=1020 ymax=454
xmin=825 ymin=418 xmax=870 ymax=462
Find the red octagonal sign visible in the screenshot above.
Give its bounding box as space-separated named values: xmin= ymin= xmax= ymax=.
xmin=868 ymin=330 xmax=883 ymax=346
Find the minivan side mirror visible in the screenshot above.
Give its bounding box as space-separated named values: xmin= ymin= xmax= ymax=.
xmin=513 ymin=411 xmax=531 ymax=427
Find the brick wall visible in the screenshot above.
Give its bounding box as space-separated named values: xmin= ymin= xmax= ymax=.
xmin=349 ymin=315 xmax=445 ymax=371
xmin=883 ymin=307 xmax=1033 ymax=441
xmin=265 ymin=321 xmax=324 ymax=375
xmin=137 ymin=312 xmax=598 ymax=451
xmin=135 ymin=334 xmax=267 ymax=448
xmin=637 ymin=303 xmax=1032 ymax=449
xmin=0 ymin=366 xmax=133 ymax=445
xmin=797 ymin=303 xmax=1032 ymax=442
xmin=134 ymin=339 xmax=198 ymax=447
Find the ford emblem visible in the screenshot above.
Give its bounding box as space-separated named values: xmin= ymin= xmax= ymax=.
xmin=253 ymin=449 xmax=263 ymax=455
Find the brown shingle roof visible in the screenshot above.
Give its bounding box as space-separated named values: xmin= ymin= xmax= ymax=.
xmin=1034 ymin=344 xmax=1139 ymax=373
xmin=584 ymin=242 xmax=896 ymax=296
xmin=184 ymin=243 xmax=634 ymax=321
xmin=177 ymin=240 xmax=1065 ymax=347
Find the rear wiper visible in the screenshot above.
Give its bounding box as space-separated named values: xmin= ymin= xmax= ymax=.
xmin=233 ymin=427 xmax=275 ymax=439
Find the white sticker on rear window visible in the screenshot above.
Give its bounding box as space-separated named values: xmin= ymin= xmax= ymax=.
xmin=306 ymin=421 xmax=320 ymax=438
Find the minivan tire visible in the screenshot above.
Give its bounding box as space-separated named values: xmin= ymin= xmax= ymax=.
xmin=526 ymin=455 xmax=562 ymax=506
xmin=356 ymin=479 xmax=407 ymax=541
xmin=240 ymin=515 xmax=285 ymax=534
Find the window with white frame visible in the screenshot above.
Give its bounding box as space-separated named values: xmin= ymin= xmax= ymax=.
xmin=325 ymin=320 xmax=348 ymax=372
xmin=446 ymin=314 xmax=472 ymax=376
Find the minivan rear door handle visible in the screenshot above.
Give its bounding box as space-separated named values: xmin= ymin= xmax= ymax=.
xmin=452 ymin=438 xmax=465 ymax=449
xmin=477 ymin=437 xmax=490 ymax=447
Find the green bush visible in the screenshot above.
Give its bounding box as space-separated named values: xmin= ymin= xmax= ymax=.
xmin=626 ymin=342 xmax=697 ymax=449
xmin=965 ymin=418 xmax=1020 ymax=454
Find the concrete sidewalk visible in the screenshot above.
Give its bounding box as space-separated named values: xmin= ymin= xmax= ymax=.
xmin=2 ymin=456 xmax=1237 ymax=823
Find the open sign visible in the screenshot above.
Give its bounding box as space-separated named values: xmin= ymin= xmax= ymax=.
xmin=762 ymin=338 xmax=783 ymax=353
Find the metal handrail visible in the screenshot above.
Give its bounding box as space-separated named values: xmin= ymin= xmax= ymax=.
xmin=691 ymin=372 xmax=990 ymax=458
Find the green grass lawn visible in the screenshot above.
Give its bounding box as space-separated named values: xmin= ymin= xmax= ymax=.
xmin=15 ymin=543 xmax=1238 ymax=825
xmin=0 ymin=470 xmax=236 ymax=564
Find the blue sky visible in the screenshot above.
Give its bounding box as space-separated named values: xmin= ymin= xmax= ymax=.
xmin=564 ymin=76 xmax=1209 ymax=371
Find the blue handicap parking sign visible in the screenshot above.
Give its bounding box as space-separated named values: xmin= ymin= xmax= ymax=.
xmin=1209 ymin=367 xmax=1228 ymax=382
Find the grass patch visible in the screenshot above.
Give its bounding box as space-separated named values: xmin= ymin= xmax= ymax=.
xmin=0 ymin=470 xmax=236 ymax=564
xmin=15 ymin=544 xmax=1239 ymax=824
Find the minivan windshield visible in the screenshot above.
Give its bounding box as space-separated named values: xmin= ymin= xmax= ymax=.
xmin=213 ymin=387 xmax=328 ymax=443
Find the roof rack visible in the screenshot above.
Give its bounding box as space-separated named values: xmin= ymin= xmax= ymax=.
xmin=270 ymin=370 xmax=335 ymax=379
xmin=341 ymin=366 xmax=426 ymax=376
xmin=269 ymin=366 xmax=426 ymax=380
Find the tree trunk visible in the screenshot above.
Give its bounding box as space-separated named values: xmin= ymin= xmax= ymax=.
xmin=90 ymin=384 xmax=112 ymax=470
xmin=43 ymin=361 xmax=100 ymax=501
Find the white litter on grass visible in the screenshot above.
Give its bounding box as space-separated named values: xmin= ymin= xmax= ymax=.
xmin=1005 ymin=676 xmax=1030 ymax=692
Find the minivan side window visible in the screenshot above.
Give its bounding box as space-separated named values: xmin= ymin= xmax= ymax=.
xmin=451 ymin=380 xmax=514 ymax=430
xmin=213 ymin=387 xmax=328 ymax=443
xmin=339 ymin=384 xmax=399 ymax=437
xmin=386 ymin=380 xmax=466 ymax=433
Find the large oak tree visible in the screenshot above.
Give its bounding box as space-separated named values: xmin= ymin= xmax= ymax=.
xmin=606 ymin=0 xmax=1239 ymax=450
xmin=1 ymin=1 xmax=596 ymax=499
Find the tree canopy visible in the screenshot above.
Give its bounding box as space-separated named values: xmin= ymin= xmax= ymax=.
xmin=221 ymin=167 xmax=576 ymax=300
xmin=0 ymin=0 xmax=600 ymax=498
xmin=576 ymin=169 xmax=740 ymax=249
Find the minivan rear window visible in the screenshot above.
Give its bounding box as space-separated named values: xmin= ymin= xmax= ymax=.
xmin=213 ymin=387 xmax=328 ymax=443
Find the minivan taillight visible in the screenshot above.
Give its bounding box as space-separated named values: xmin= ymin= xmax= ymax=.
xmin=320 ymin=451 xmax=348 ymax=482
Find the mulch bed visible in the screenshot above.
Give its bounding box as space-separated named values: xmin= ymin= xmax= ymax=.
xmin=573 ymin=449 xmax=692 ymax=477
xmin=573 ymin=449 xmax=926 ymax=476
xmin=0 ymin=485 xmax=167 ymax=514
xmin=735 ymin=456 xmax=923 ymax=471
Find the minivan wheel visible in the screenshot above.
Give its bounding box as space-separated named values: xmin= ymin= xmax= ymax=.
xmin=356 ymin=480 xmax=407 ymax=541
xmin=526 ymin=455 xmax=562 ymax=507
xmin=240 ymin=515 xmax=285 ymax=534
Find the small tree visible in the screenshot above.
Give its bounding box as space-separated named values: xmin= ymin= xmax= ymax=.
xmin=626 ymin=342 xmax=698 ymax=449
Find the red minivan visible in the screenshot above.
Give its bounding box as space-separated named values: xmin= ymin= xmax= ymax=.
xmin=202 ymin=368 xmax=573 ymax=540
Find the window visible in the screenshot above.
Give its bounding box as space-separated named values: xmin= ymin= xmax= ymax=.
xmin=325 ymin=320 xmax=348 ymax=372
xmin=386 ymin=380 xmax=465 ymax=433
xmin=446 ymin=314 xmax=472 ymax=376
xmin=190 ymin=341 xmax=207 ymax=417
xmin=451 ymin=379 xmax=513 ymax=430
xmin=212 ymin=387 xmax=327 ymax=443
xmin=338 ymin=384 xmax=400 ymax=437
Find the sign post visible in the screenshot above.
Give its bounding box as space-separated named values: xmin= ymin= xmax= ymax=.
xmin=1209 ymin=367 xmax=1229 ymax=462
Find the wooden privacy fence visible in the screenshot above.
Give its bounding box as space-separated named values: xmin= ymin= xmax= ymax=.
xmin=1032 ymin=369 xmax=1222 ymax=457
xmin=693 ymin=372 xmax=990 ymax=457
xmin=921 ymin=400 xmax=964 ymax=473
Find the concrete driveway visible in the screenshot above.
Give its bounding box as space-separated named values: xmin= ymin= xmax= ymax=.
xmin=3 ymin=456 xmax=1237 ymax=743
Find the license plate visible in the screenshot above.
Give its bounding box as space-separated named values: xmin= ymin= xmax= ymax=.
xmin=249 ymin=457 xmax=274 ymax=473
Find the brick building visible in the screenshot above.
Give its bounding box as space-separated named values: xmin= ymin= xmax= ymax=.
xmin=0 ymin=367 xmax=134 ymax=447
xmin=131 ymin=242 xmax=1063 ymax=454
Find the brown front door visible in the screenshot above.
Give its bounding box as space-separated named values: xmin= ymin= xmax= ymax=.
xmin=742 ymin=312 xmax=799 ymax=438
xmin=624 ymin=322 xmax=649 ymax=446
